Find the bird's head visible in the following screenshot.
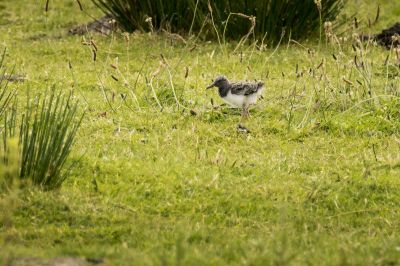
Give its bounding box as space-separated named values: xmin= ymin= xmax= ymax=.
xmin=206 ymin=75 xmax=229 ymax=89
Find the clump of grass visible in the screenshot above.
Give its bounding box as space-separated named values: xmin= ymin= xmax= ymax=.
xmin=17 ymin=90 xmax=84 ymax=189
xmin=91 ymin=0 xmax=343 ymax=44
xmin=1 ymin=88 xmax=84 ymax=190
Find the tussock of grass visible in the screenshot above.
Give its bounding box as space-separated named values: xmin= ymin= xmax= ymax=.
xmin=1 ymin=80 xmax=83 ymax=190
xmin=18 ymin=90 xmax=84 ymax=189
xmin=91 ymin=0 xmax=343 ymax=44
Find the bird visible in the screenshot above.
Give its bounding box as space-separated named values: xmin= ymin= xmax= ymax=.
xmin=206 ymin=75 xmax=264 ymax=120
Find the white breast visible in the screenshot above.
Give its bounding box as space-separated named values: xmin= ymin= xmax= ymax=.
xmin=223 ymin=88 xmax=263 ymax=108
xmin=223 ymin=91 xmax=245 ymax=107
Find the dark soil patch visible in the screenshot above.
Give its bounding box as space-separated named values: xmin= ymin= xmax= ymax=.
xmin=68 ymin=15 xmax=117 ymax=36
xmin=362 ymin=23 xmax=400 ymax=48
xmin=9 ymin=256 xmax=104 ymax=266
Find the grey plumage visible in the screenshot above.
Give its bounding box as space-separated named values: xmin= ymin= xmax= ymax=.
xmin=230 ymin=81 xmax=264 ymax=96
xmin=207 ymin=76 xmax=263 ymax=97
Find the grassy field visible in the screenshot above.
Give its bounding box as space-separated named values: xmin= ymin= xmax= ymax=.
xmin=1 ymin=0 xmax=400 ymax=265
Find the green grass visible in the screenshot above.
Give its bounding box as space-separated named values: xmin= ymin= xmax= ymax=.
xmin=1 ymin=0 xmax=400 ymax=265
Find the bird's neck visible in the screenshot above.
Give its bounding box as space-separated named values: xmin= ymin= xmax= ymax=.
xmin=218 ymin=84 xmax=230 ymax=97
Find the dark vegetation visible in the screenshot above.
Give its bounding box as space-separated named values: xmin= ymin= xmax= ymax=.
xmin=91 ymin=0 xmax=343 ymax=44
xmin=374 ymin=23 xmax=400 ymax=48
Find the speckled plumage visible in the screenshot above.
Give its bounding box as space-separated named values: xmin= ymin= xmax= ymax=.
xmin=207 ymin=76 xmax=264 ymax=107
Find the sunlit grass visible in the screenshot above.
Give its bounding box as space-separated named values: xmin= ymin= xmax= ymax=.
xmin=0 ymin=0 xmax=400 ymax=265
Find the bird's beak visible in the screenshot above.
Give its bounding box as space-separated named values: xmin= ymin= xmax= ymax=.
xmin=206 ymin=83 xmax=215 ymax=90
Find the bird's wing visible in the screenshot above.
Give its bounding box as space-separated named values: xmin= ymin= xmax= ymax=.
xmin=230 ymin=82 xmax=263 ymax=96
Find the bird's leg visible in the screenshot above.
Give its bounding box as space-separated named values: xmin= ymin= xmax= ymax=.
xmin=240 ymin=104 xmax=250 ymax=123
xmin=238 ymin=104 xmax=251 ymax=133
xmin=245 ymin=106 xmax=251 ymax=118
